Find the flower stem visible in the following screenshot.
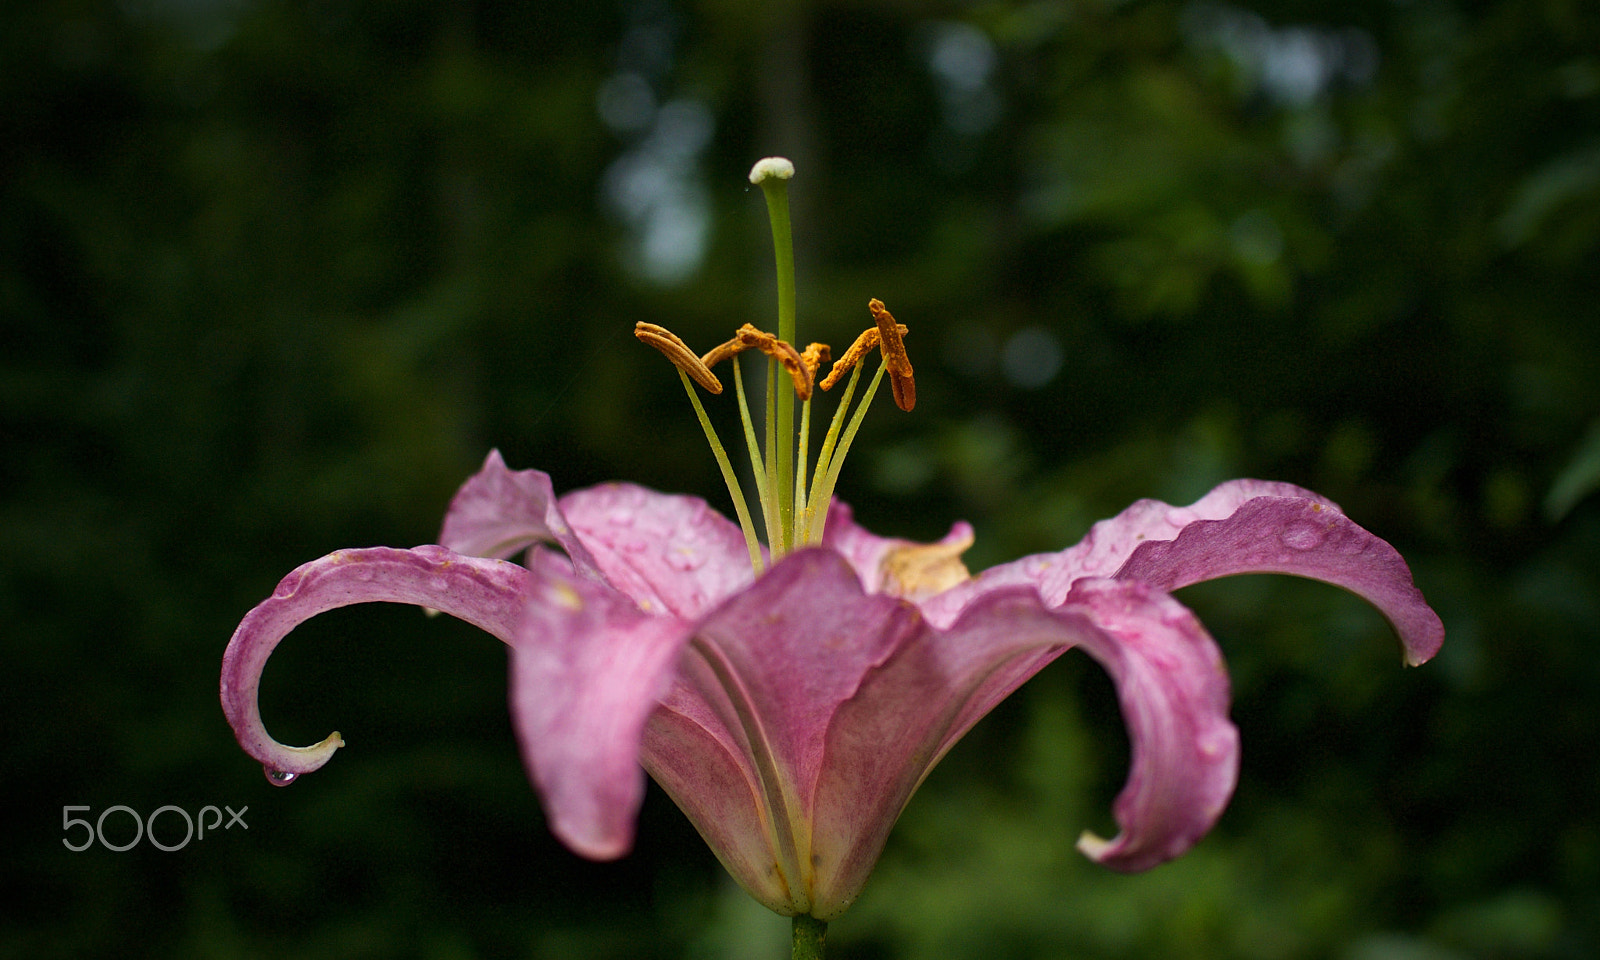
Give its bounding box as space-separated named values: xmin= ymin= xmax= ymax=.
xmin=791 ymin=915 xmax=827 ymax=960
xmin=764 ymin=356 xmax=782 ymax=552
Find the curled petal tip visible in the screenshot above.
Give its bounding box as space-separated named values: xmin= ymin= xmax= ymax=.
xmin=1076 ymin=830 xmax=1112 ymax=862
xmin=556 ymin=824 xmax=633 ymax=862
xmin=255 ymin=730 xmax=344 ymax=780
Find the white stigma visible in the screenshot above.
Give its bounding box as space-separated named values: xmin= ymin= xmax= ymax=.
xmin=748 ymin=156 xmax=795 ymax=183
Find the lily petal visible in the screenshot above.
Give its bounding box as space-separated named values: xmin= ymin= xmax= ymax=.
xmin=508 ymin=548 xmax=696 ymax=861
xmin=643 ymin=550 xmax=918 ymax=916
xmin=558 ymin=483 xmax=760 ymax=619
xmin=220 ymin=546 xmax=530 ymax=778
xmin=1114 ymin=495 xmax=1444 ymax=665
xmin=920 ymin=480 xmax=1441 ymax=665
xmin=808 ymin=577 xmax=1236 ymax=916
xmin=438 ymin=449 xmax=604 ymax=578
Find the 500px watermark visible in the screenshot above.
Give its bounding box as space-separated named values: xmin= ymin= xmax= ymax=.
xmin=62 ymin=804 xmax=248 ymax=852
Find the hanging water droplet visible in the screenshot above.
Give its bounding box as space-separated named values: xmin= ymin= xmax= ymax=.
xmin=264 ymin=767 xmax=297 ymax=787
xmin=1280 ymin=521 xmax=1326 ymax=551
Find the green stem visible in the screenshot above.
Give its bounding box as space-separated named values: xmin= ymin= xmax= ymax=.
xmin=764 ymin=356 xmax=782 ymax=553
xmin=791 ymin=915 xmax=827 ymax=960
xmin=759 ymin=173 xmax=797 ymax=554
xmin=677 ymin=370 xmax=762 ymax=574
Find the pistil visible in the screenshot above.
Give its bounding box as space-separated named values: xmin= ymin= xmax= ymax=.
xmin=752 ymin=158 xmax=800 ymax=548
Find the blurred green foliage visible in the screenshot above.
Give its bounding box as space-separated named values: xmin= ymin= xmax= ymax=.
xmin=3 ymin=0 xmax=1597 ymax=957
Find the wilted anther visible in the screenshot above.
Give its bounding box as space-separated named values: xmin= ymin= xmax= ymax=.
xmin=635 ymin=322 xmax=723 ymax=395
xmin=800 ymin=343 xmax=831 ymax=381
xmin=818 ymin=320 xmax=910 ymax=392
xmin=868 ymin=299 xmax=915 ymax=412
xmin=701 ymin=323 xmax=813 ymax=400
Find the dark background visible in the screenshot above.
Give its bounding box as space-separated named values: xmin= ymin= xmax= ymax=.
xmin=4 ymin=0 xmax=1598 ymax=957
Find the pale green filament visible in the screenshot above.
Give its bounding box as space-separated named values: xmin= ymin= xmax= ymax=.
xmin=765 ymin=357 xmax=779 ymax=547
xmin=701 ymin=354 xmax=889 ymax=569
xmin=791 ymin=396 xmax=811 ymax=548
xmin=807 ymin=364 xmax=887 ymax=543
xmin=677 ymin=370 xmax=763 ymax=574
xmin=733 ymin=359 xmax=780 ymax=553
xmin=803 ymin=364 xmax=864 ymax=542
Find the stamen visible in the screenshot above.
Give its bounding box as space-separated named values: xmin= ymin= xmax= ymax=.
xmin=819 ymin=322 xmax=908 ymax=392
xmin=757 ymin=337 xmax=813 ymax=402
xmin=867 ymin=299 xmax=915 ymax=412
xmin=800 ymin=343 xmax=831 ymax=380
xmin=635 ymin=322 xmax=723 ymax=395
xmin=700 ymin=323 xmax=814 ymax=401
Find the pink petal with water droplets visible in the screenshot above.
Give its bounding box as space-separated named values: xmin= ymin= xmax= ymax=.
xmin=438 ymin=450 xmax=603 ymax=578
xmin=808 ymin=577 xmax=1237 ymax=915
xmin=921 ymin=479 xmax=1439 ymax=665
xmin=508 ymin=548 xmax=695 ymax=860
xmin=642 ymin=549 xmax=915 ymax=915
xmin=220 ymin=546 xmax=530 ymax=778
xmin=1114 ymin=495 xmax=1444 ymax=665
xmin=558 ymin=483 xmax=760 ymax=619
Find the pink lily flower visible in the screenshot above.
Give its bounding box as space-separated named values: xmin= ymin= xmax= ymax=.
xmin=221 ymin=450 xmax=1442 ymax=921
xmin=223 ymin=159 xmax=1441 ymax=945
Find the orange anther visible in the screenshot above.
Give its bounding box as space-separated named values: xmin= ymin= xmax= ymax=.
xmin=818 ymin=315 xmax=910 ymax=396
xmin=800 ymin=343 xmax=832 ymax=381
xmin=867 ymin=299 xmax=915 ymax=412
xmin=634 ymin=322 xmax=723 ymax=394
xmin=700 ymin=323 xmax=813 ymax=400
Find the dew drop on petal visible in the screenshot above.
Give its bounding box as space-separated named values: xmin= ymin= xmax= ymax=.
xmin=264 ymin=767 xmax=297 ymax=787
xmin=609 ymin=510 xmax=636 ymax=527
xmin=1280 ymin=521 xmax=1326 ymax=551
